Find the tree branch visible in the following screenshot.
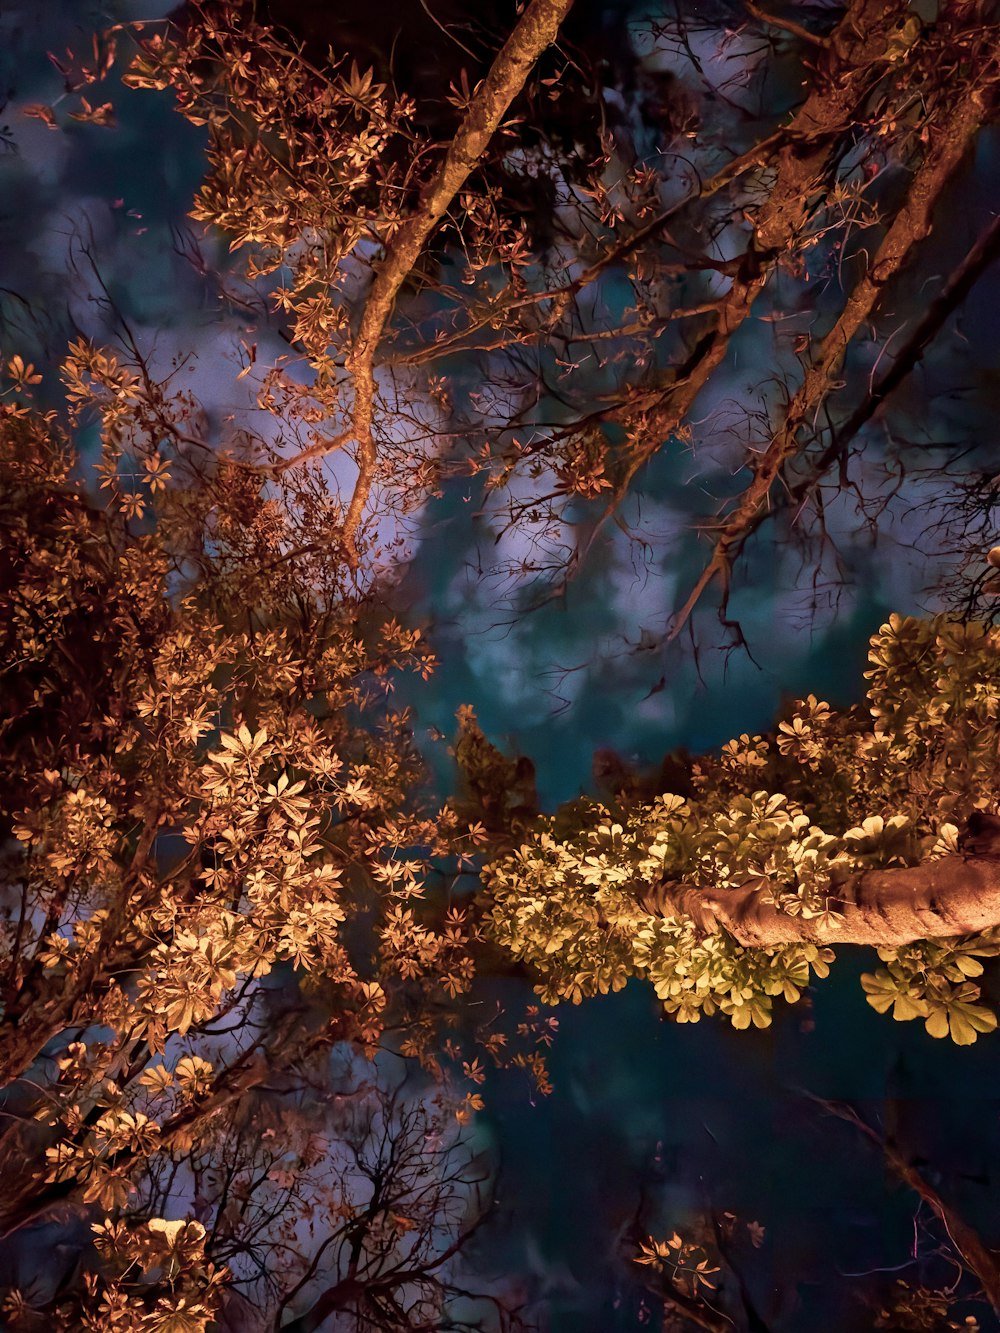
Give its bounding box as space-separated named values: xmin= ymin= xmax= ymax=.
xmin=276 ymin=0 xmax=576 ymax=561
xmin=0 ymin=1020 xmax=339 ymax=1240
xmin=806 ymin=1096 xmax=1000 ymax=1314
xmin=575 ymin=0 xmax=909 ymax=569
xmin=786 ymin=208 xmax=1000 ymax=515
xmin=669 ymin=42 xmax=1000 ymax=639
xmin=386 ymin=127 xmax=787 ymax=370
xmin=644 ymin=854 xmax=1000 ymax=949
xmin=744 ymin=1 xmax=827 ymax=46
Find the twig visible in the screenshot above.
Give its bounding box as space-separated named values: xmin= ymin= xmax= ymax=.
xmin=744 ymin=1 xmax=827 ymax=46
xmin=388 ymin=129 xmax=785 ymax=371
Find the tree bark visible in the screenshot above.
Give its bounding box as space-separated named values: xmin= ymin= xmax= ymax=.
xmin=646 ymin=855 xmax=1000 ymax=948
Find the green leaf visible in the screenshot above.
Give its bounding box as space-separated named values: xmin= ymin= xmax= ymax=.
xmin=925 ymin=995 xmax=998 ymax=1045
xmin=860 ymin=970 xmax=927 ymax=1022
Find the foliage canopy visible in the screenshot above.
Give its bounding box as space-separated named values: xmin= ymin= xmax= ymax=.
xmin=5 ymin=0 xmax=1000 ymax=1328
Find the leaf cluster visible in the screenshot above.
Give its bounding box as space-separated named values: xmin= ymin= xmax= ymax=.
xmin=486 ymin=615 xmax=1000 ymax=1040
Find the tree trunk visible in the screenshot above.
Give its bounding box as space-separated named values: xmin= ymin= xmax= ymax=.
xmin=647 ymin=855 xmax=1000 ymax=948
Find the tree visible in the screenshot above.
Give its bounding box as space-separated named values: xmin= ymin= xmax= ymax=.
xmin=111 ymin=0 xmax=1000 ymax=623
xmin=6 ymin=0 xmax=1000 ymax=1327
xmin=486 ymin=613 xmax=1000 ymax=1042
xmin=0 ymin=370 xmax=567 ymax=1325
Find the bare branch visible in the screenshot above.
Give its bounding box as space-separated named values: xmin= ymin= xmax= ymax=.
xmin=789 ymin=208 xmax=1000 ymax=510
xmin=575 ymin=0 xmax=911 ymax=568
xmin=806 ymin=1096 xmax=1000 ymax=1314
xmin=669 ymin=42 xmax=1000 ymax=638
xmin=743 ymin=1 xmax=827 ymax=47
xmin=387 ymin=128 xmax=787 ymax=371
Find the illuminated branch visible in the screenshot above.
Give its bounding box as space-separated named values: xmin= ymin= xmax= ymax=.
xmin=0 ymin=1021 xmax=335 ymax=1240
xmin=388 ymin=126 xmax=789 ymax=369
xmin=576 ymin=0 xmax=910 ymax=566
xmin=743 ymin=1 xmax=828 ymax=47
xmin=276 ymin=0 xmax=576 ymax=563
xmin=646 ymin=854 xmax=1000 ymax=949
xmin=669 ymin=44 xmax=1000 ymax=639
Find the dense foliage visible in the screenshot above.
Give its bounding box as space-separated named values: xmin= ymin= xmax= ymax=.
xmin=4 ymin=0 xmax=1000 ymax=1328
xmin=488 ymin=614 xmax=1000 ymax=1042
xmin=0 ymin=399 xmax=525 ymax=1329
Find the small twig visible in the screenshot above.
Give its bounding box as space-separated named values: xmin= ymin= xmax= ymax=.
xmin=271 ymin=429 xmax=352 ymax=474
xmin=804 ymin=1094 xmax=1000 ymax=1314
xmin=744 ymin=0 xmax=828 ymax=46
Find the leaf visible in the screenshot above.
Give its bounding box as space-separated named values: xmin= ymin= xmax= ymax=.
xmin=924 ymin=1007 xmax=950 ymax=1039
xmin=953 ymin=953 xmax=984 ymax=978
xmin=68 ymin=98 xmax=117 ymax=128
xmin=138 ymin=1064 xmax=174 ymax=1092
xmin=6 ymin=355 xmax=43 ymax=386
xmin=924 ymin=993 xmax=998 ymax=1045
xmin=148 ymin=1217 xmax=206 ymax=1249
xmin=175 ymin=1054 xmax=214 ymax=1091
xmin=165 ymin=996 xmax=198 ymax=1035
xmin=729 ymin=996 xmax=772 ymax=1030
xmin=860 ymin=970 xmax=927 ymax=1022
xmin=22 ymin=104 xmax=58 ymax=129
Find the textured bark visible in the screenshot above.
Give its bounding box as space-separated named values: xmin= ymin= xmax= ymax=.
xmin=646 ymin=855 xmax=1000 ymax=948
xmin=279 ymin=0 xmax=576 ymax=556
xmin=584 ymin=0 xmax=910 ymax=551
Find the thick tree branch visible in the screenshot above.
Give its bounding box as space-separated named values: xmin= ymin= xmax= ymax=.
xmin=645 ymin=854 xmax=1000 ymax=949
xmin=574 ymin=0 xmax=908 ymax=568
xmin=276 ymin=0 xmax=575 ymax=560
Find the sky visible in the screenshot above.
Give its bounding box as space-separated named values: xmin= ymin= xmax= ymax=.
xmin=4 ymin=1 xmax=1000 ymax=1328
